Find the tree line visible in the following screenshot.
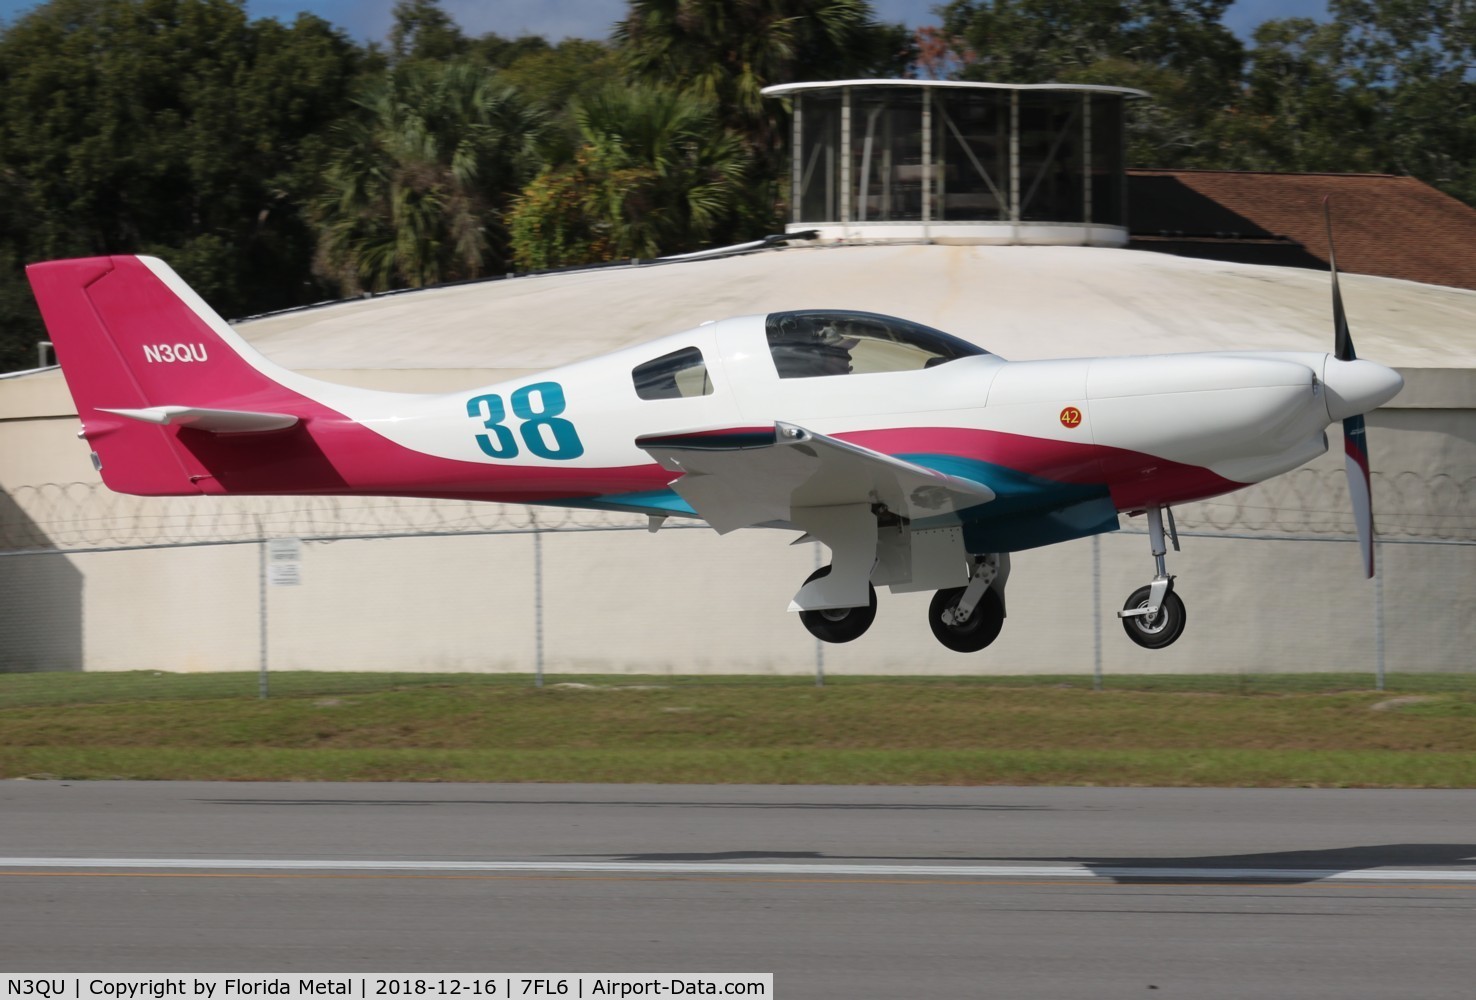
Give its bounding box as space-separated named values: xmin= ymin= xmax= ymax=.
xmin=0 ymin=0 xmax=1470 ymax=372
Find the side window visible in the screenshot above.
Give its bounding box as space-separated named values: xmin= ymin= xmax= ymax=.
xmin=632 ymin=347 xmax=714 ymax=400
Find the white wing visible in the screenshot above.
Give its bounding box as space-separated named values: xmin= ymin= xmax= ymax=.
xmin=635 ymin=421 xmax=995 ymax=534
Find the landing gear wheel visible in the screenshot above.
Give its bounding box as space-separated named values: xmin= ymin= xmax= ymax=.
xmin=797 ymin=566 xmax=877 ymax=644
xmin=1120 ymin=586 xmax=1187 ymax=649
xmin=928 ymin=586 xmax=1005 ymax=653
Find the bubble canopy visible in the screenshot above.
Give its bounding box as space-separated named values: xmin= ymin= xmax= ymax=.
xmin=761 ymin=80 xmax=1147 ymax=247
xmin=765 ymin=309 xmax=989 ymax=379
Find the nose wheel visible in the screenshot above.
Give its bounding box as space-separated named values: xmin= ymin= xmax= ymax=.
xmin=1118 ymin=506 xmax=1187 ymax=649
xmin=1121 ymin=583 xmax=1187 ymax=649
xmin=797 ymin=565 xmax=877 ymax=644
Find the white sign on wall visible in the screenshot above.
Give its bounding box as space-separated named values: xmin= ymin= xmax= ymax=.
xmin=267 ymin=537 xmax=303 ymax=586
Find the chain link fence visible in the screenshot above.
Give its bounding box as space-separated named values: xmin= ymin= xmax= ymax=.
xmin=4 ymin=467 xmax=1475 ymax=551
xmin=2 ymin=469 xmax=1474 ymax=692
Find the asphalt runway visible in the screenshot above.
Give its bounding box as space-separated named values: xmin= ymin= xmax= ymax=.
xmin=2 ymin=781 xmax=1474 ymax=998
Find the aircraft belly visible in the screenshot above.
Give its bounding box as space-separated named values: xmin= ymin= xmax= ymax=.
xmin=1208 ymin=431 xmax=1329 ymax=485
xmin=957 ymin=495 xmax=1121 ymax=553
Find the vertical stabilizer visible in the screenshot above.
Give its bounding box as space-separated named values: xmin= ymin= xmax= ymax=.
xmin=26 ymin=255 xmax=323 ymax=495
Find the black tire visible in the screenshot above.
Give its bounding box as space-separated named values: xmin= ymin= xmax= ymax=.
xmin=797 ymin=566 xmax=877 ymax=644
xmin=928 ymin=586 xmax=1006 ymax=653
xmin=1120 ymin=585 xmax=1187 ymax=649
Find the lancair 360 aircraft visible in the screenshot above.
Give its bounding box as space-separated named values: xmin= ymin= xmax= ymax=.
xmin=27 ymin=224 xmax=1402 ymax=653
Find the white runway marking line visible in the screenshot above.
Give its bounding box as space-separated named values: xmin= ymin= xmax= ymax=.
xmin=2 ymin=857 xmax=1476 ymax=883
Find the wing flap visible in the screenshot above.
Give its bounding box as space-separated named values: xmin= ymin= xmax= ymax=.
xmin=635 ymin=421 xmax=994 ymax=533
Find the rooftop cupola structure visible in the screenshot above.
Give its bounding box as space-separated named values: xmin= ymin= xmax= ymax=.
xmin=761 ymin=80 xmax=1146 ymax=246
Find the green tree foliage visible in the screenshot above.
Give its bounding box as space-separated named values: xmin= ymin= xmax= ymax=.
xmin=1359 ymin=0 xmax=1476 ymax=207
xmin=1211 ymin=18 xmax=1381 ymax=173
xmin=1225 ymin=1 xmax=1476 ymax=205
xmin=940 ymin=0 xmax=1244 ymax=165
xmin=617 ymin=0 xmax=915 ymax=140
xmin=467 ymin=32 xmax=553 ymax=69
xmin=615 ymin=1 xmax=915 ymax=238
xmin=506 ymin=154 xmax=617 ymax=271
xmin=494 ymin=39 xmax=624 ymax=115
xmin=313 ymin=61 xmax=548 ymax=293
xmin=0 ymin=0 xmax=360 ymax=370
xmin=937 ymin=0 xmax=1476 ymax=206
xmin=388 ymin=0 xmax=467 ymax=63
xmin=508 ymin=85 xmax=748 ymax=270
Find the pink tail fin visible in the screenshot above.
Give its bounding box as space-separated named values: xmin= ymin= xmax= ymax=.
xmin=26 ymin=255 xmax=323 ymax=496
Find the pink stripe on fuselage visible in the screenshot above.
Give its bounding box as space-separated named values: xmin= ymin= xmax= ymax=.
xmin=186 ymin=422 xmax=1239 ymax=510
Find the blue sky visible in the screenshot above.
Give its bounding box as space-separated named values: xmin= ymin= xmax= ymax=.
xmin=0 ymin=0 xmax=1330 ymax=44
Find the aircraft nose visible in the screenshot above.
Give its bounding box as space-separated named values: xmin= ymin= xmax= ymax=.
xmin=1323 ymin=358 xmax=1403 ymax=421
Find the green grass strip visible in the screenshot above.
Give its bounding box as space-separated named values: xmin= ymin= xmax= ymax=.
xmin=2 ymin=670 xmax=1472 ymax=709
xmin=3 ymin=672 xmax=1474 ymax=787
xmin=3 ymin=747 xmax=1473 ymax=788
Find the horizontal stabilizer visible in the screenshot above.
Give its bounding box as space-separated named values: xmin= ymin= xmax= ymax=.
xmin=636 ymin=421 xmax=995 ymax=533
xmin=98 ymin=406 xmax=300 ymax=434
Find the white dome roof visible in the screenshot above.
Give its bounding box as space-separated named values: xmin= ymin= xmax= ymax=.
xmin=235 ymin=244 xmax=1476 ymax=374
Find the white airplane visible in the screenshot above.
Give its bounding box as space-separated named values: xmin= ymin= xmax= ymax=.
xmin=26 ymin=219 xmax=1401 ymax=653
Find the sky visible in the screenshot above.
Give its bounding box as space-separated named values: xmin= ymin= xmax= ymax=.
xmin=0 ymin=0 xmax=1332 ymax=45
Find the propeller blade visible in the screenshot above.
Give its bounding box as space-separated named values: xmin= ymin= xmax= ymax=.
xmin=1323 ymin=196 xmax=1355 ymax=361
xmin=1325 ymin=197 xmax=1375 ymax=577
xmin=1344 ymin=413 xmax=1375 ymax=577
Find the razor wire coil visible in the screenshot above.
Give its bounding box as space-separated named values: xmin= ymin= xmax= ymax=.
xmin=2 ymin=470 xmax=1474 ymax=554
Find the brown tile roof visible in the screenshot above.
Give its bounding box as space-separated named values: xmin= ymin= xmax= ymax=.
xmin=1125 ymin=169 xmax=1476 ymax=291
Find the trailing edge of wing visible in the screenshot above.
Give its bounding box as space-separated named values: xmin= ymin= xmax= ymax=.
xmin=635 ymin=421 xmax=995 ymax=533
xmin=98 ymin=406 xmax=300 ymax=434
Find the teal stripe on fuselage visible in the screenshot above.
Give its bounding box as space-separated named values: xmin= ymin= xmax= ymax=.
xmin=898 ymin=452 xmax=1109 ymax=514
xmin=899 ymin=452 xmax=1120 ymax=551
xmin=543 ymin=488 xmax=697 ymax=519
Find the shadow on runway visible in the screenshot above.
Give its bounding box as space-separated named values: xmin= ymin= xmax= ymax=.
xmin=1037 ymin=843 xmax=1476 ymax=883
xmin=592 ymin=844 xmax=1476 ymax=883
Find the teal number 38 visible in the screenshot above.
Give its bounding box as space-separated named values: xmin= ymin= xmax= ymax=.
xmin=466 ymin=382 xmax=584 ymax=460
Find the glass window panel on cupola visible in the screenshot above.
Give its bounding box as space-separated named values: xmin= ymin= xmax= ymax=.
xmin=848 ymin=90 xmax=924 ymax=222
xmin=933 ymin=90 xmax=1010 ymax=222
xmin=796 ymin=94 xmax=843 ymax=223
xmin=1018 ymin=92 xmax=1085 ymax=223
xmin=1090 ymin=95 xmax=1125 ymax=226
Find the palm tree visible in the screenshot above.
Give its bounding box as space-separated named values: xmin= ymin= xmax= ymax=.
xmin=577 ymin=85 xmax=748 ymax=258
xmin=314 ymin=62 xmax=547 ymax=293
xmin=615 ymin=0 xmax=908 ymax=153
xmin=507 ymin=83 xmax=748 ymax=269
xmin=613 ymin=1 xmax=911 ymax=234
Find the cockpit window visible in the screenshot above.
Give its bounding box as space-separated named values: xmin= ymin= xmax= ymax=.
xmin=633 ymin=346 xmax=714 ymax=400
xmin=765 ymin=310 xmax=988 ymax=379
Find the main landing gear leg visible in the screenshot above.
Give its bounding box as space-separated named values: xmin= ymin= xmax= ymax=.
xmin=790 ymin=503 xmax=879 ymax=645
xmin=928 ymin=553 xmax=1008 ymax=653
xmin=1118 ymin=506 xmax=1187 ymax=649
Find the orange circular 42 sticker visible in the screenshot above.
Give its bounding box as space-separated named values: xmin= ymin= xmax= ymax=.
xmin=1059 ymin=406 xmax=1083 ymax=429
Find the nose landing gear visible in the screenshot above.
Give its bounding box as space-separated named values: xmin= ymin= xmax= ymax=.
xmin=1119 ymin=506 xmax=1187 ymax=649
